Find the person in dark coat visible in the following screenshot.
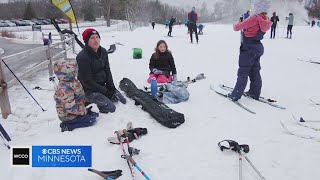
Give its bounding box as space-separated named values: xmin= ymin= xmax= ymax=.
xmin=286 ymin=13 xmax=294 ymax=39
xmin=228 ymin=0 xmax=272 ymax=101
xmin=168 ymin=16 xmax=176 ymax=36
xmin=188 ymin=7 xmax=199 ymax=43
xmin=311 ymin=20 xmax=315 ymax=27
xmin=152 ymin=20 xmax=155 ymax=30
xmin=147 ymin=40 xmax=177 ymax=84
xmin=270 ymin=12 xmax=279 ymax=38
xmin=77 ymin=28 xmax=126 ymax=114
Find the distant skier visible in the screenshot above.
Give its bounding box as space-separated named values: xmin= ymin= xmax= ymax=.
xmin=168 ymin=16 xmax=176 ymax=36
xmin=147 ymin=40 xmax=177 ymax=84
xmin=184 ymin=20 xmax=189 ymax=27
xmin=317 ymin=21 xmax=320 ymax=27
xmin=188 ymin=7 xmax=199 ymax=43
xmin=312 ymin=20 xmax=316 ymax=27
xmin=198 ymin=24 xmax=204 ymax=35
xmin=286 ymin=13 xmax=294 ymax=39
xmin=228 ymin=0 xmax=272 ymax=102
xmin=165 ymin=20 xmax=170 ymax=28
xmin=270 ymin=12 xmax=279 ymax=39
xmin=152 ymin=20 xmax=155 ymax=30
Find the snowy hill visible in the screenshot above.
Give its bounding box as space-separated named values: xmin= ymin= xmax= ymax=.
xmin=1 ymin=23 xmax=320 ymax=180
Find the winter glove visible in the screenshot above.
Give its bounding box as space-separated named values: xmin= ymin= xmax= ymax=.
xmin=152 ymin=68 xmax=163 ymax=75
xmin=111 ymin=89 xmax=127 ymax=104
xmin=126 ymin=128 xmax=148 ymax=142
xmin=86 ymin=106 xmax=94 ymax=115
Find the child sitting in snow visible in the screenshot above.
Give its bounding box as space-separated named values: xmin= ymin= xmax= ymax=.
xmin=54 ymin=58 xmax=98 ymax=132
xmin=147 ymin=40 xmax=177 ymax=84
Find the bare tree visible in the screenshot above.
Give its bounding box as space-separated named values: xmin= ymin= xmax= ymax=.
xmin=98 ymin=0 xmax=114 ymax=27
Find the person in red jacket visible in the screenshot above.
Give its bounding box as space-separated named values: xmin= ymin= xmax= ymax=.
xmin=188 ymin=7 xmax=199 ymax=43
xmin=228 ymin=0 xmax=272 ymax=101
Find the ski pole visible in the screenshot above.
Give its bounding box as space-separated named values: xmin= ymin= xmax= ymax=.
xmin=88 ymin=168 xmax=123 ymax=180
xmin=0 ymin=133 xmax=10 ymax=149
xmin=239 ymin=153 xmax=243 ymax=180
xmin=0 ymin=123 xmax=11 ymax=142
xmin=242 ymin=152 xmax=266 ymax=180
xmin=115 ymin=131 xmax=135 ymax=180
xmin=122 ymin=155 xmax=151 ymax=180
xmin=2 ymin=60 xmax=46 ymax=111
xmin=88 ymin=169 xmax=114 ymax=180
xmin=123 ymin=129 xmax=140 ymax=156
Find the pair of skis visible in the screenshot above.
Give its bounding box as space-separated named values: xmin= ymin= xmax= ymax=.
xmin=210 ymin=84 xmax=286 ymax=114
xmin=280 ymin=114 xmax=320 ymax=142
xmin=110 ymin=122 xmax=151 ymax=180
xmin=144 ymin=73 xmax=206 ymax=91
xmin=310 ymin=98 xmax=320 ymax=106
xmin=297 ymin=58 xmax=320 ymax=65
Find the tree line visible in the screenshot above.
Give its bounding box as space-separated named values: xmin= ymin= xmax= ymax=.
xmin=0 ymin=0 xmax=317 ymax=26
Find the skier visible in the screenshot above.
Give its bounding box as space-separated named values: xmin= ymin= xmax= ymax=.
xmin=77 ymin=28 xmax=126 ymax=114
xmin=317 ymin=21 xmax=320 ymax=27
xmin=198 ymin=24 xmax=204 ymax=35
xmin=147 ymin=40 xmax=177 ymax=84
xmin=168 ymin=16 xmax=176 ymax=36
xmin=184 ymin=20 xmax=189 ymax=27
xmin=228 ymin=0 xmax=272 ymax=102
xmin=311 ymin=20 xmax=315 ymax=27
xmin=53 ymin=58 xmax=99 ymax=132
xmin=152 ymin=20 xmax=155 ymax=30
xmin=286 ymin=13 xmax=294 ymax=39
xmin=188 ymin=7 xmax=199 ymax=43
xmin=270 ymin=11 xmax=279 ymax=39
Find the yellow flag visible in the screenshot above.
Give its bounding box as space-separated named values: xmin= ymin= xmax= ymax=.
xmin=52 ymin=0 xmax=77 ymax=24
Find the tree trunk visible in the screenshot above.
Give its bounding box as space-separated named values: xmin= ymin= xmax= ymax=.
xmin=106 ymin=0 xmax=112 ymax=27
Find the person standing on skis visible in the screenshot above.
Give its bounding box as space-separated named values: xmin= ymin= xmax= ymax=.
xmin=228 ymin=0 xmax=272 ymax=102
xmin=188 ymin=7 xmax=199 ymax=43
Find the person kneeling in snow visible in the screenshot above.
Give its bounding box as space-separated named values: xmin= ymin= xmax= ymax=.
xmin=147 ymin=40 xmax=177 ymax=84
xmin=54 ymin=58 xmax=99 ymax=132
xmin=77 ymin=28 xmax=126 ymax=114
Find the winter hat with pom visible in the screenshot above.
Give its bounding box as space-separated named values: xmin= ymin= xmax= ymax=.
xmin=254 ymin=0 xmax=271 ymax=14
xmin=82 ymin=28 xmax=100 ymax=45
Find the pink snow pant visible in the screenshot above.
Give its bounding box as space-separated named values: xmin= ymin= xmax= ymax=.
xmin=147 ymin=74 xmax=172 ymax=84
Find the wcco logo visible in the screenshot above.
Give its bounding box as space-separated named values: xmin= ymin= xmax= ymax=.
xmin=13 ymin=154 xmax=29 ymax=158
xmin=11 ymin=147 xmax=31 ymax=166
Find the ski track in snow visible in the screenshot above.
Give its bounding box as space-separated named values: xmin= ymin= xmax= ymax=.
xmin=1 ymin=23 xmax=320 ymax=180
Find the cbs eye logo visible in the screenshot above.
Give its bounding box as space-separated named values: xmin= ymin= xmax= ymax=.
xmin=11 ymin=147 xmax=30 ymax=166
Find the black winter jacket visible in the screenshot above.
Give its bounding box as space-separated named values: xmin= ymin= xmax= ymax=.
xmin=271 ymin=16 xmax=279 ymax=27
xmin=77 ymin=46 xmax=115 ymax=97
xmin=149 ymin=51 xmax=177 ymax=76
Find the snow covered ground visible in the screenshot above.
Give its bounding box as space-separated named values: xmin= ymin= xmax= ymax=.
xmin=1 ymin=22 xmax=320 ymax=180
